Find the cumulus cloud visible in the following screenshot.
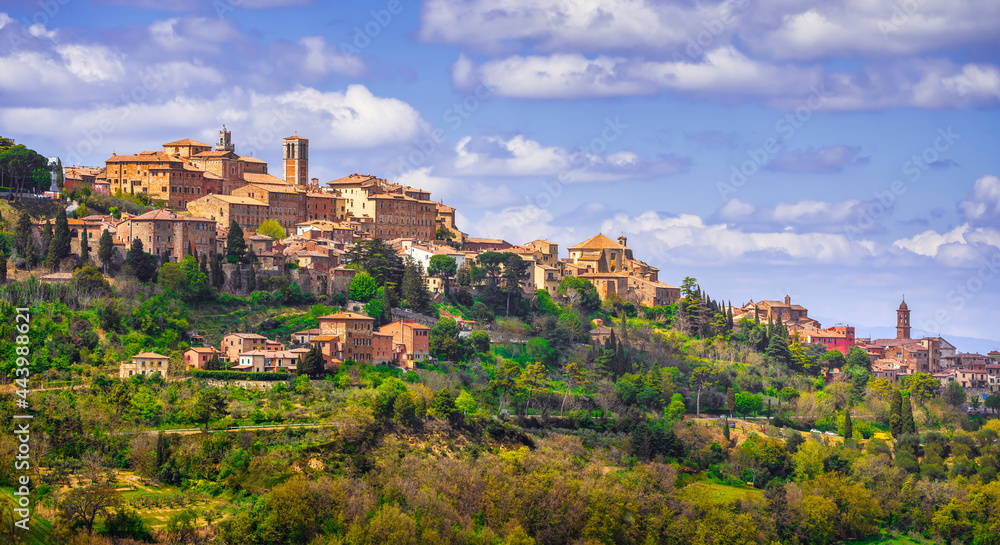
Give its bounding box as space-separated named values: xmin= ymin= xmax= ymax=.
xmin=767 ymin=145 xmax=868 ymax=173
xmin=396 ymin=167 xmax=520 ymax=209
xmin=449 ymin=133 xmax=687 ymax=182
xmin=713 ymin=198 xmax=884 ymax=234
xmin=959 ymin=175 xmax=1000 ymax=223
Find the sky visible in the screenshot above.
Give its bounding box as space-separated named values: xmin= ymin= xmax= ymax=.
xmin=1 ymin=0 xmax=999 ymax=347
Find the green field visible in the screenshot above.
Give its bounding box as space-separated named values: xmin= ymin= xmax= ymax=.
xmin=678 ymin=481 xmax=763 ymax=507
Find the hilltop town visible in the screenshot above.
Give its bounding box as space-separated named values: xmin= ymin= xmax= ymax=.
xmin=41 ymin=129 xmax=1000 ymax=394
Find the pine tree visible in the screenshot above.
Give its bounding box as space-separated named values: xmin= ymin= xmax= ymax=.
xmin=889 ymin=389 xmax=903 ymax=436
xmin=844 ymin=407 xmax=853 ymax=439
xmin=727 ymin=387 xmax=736 ymax=417
xmin=98 ymin=229 xmax=113 ymax=273
xmin=0 ymin=256 xmax=6 ymax=284
xmin=401 ymin=258 xmax=432 ymax=314
xmin=79 ymin=225 xmax=90 ymax=264
xmin=723 ymin=417 xmax=731 ymax=441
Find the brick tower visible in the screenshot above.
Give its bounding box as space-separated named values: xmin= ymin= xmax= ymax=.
xmin=216 ymin=125 xmax=234 ymax=152
xmin=896 ymin=298 xmax=911 ymax=339
xmin=283 ymin=135 xmax=308 ymax=188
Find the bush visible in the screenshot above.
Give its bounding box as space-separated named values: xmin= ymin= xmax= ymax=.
xmin=190 ymin=370 xmax=290 ymax=381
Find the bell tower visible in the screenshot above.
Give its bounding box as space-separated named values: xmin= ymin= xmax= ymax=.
xmin=216 ymin=125 xmax=234 ymax=152
xmin=283 ymin=135 xmax=308 ymax=188
xmin=896 ymin=298 xmax=911 ymax=339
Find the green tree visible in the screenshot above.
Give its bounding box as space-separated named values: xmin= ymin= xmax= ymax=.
xmin=690 ymin=366 xmax=717 ymax=418
xmin=558 ymin=276 xmax=601 ymax=313
xmin=821 ymin=350 xmax=846 ymax=372
xmin=401 ymin=257 xmax=433 ymax=314
xmin=0 ymin=143 xmax=51 ymax=196
xmin=124 ymin=238 xmax=156 ymax=282
xmin=843 ymin=407 xmax=853 ymax=439
xmin=98 ymin=229 xmax=113 ymax=272
xmin=190 ymin=388 xmax=227 ymax=430
xmin=210 ymin=253 xmax=224 ymax=288
xmin=427 ymin=254 xmax=457 ymax=300
xmin=158 ymin=255 xmax=209 ymax=301
xmin=52 ymin=208 xmax=71 ymax=260
xmin=491 ymin=359 xmax=521 ymax=413
xmin=943 ymin=380 xmax=967 ymax=407
xmin=435 ymin=226 xmax=454 ymax=241
xmin=58 ymin=485 xmax=122 ymax=535
xmin=726 ymin=387 xmax=736 ymax=417
xmin=246 ymin=249 xmax=257 ymax=292
xmin=349 ymin=271 xmax=379 ymax=303
xmin=226 ymin=220 xmax=246 ymax=263
xmin=455 ymin=390 xmax=477 ymax=415
xmin=560 ymin=361 xmax=589 ymax=416
xmin=520 ymin=361 xmax=547 ymax=415
xmin=256 ymin=219 xmax=285 ymax=240
xmin=14 ymin=210 xmax=32 ymax=256
xmin=901 ymin=393 xmax=917 ymax=435
xmin=986 ymin=393 xmax=1000 ymax=414
xmin=665 ymin=393 xmax=685 ymax=422
xmin=297 ymin=345 xmax=325 ymax=378
xmin=734 ymin=391 xmax=763 ymax=416
xmin=765 ymin=334 xmax=792 ymax=367
xmin=904 ymin=372 xmax=940 ymax=404
xmin=79 ymin=224 xmax=90 ymax=264
xmin=427 ymin=388 xmax=457 ymax=419
xmin=469 ymin=330 xmax=491 ymax=354
xmin=0 ymin=257 xmax=6 ymax=284
xmin=845 ymin=345 xmax=872 ymax=372
xmin=40 ymin=220 xmax=52 ymax=264
xmin=889 ymin=389 xmax=903 ymax=436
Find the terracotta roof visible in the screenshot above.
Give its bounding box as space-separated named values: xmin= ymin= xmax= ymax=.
xmin=246 ymin=183 xmax=303 ymax=194
xmin=164 ymin=138 xmax=211 ymax=147
xmin=225 ymin=333 xmax=267 ymax=339
xmin=466 ymin=237 xmax=508 ymax=244
xmin=186 ymin=347 xmax=218 ymax=353
xmin=293 ymin=328 xmax=322 ymax=335
xmin=284 ymin=135 xmax=308 ymax=140
xmin=568 ymin=233 xmax=625 ymax=251
xmin=129 ymin=210 xmax=214 ymax=222
xmin=192 ymin=150 xmax=237 ymax=158
xmin=106 ymin=151 xmax=172 ymax=163
xmin=249 ymin=234 xmax=274 ymax=241
xmin=133 ymin=352 xmax=169 ymax=359
xmin=311 ymin=335 xmax=338 ymax=341
xmin=199 ymin=194 xmax=268 ymax=206
xmin=319 ymin=312 xmax=374 ymax=321
xmin=239 ymin=156 xmax=267 ymax=163
xmin=244 ymin=173 xmax=288 ymax=185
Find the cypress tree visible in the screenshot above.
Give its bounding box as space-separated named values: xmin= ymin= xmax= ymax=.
xmin=98 ymin=229 xmax=113 ymax=273
xmin=226 ymin=220 xmax=246 ymax=263
xmin=47 ymin=238 xmax=60 ymax=272
xmin=233 ymin=264 xmax=242 ymax=291
xmin=727 ymin=387 xmax=736 ymax=417
xmin=889 ymin=389 xmax=903 ymax=436
xmin=901 ymin=394 xmax=917 ymax=435
xmin=200 ymin=255 xmax=209 ymax=277
xmin=41 ymin=221 xmax=53 ymax=261
xmin=53 ymin=208 xmax=70 ymax=260
xmin=14 ymin=211 xmax=32 ymax=256
xmin=844 ymin=407 xmax=853 ymax=439
xmin=248 ymin=262 xmax=256 ymax=293
xmin=0 ymin=256 xmax=6 ymax=283
xmin=26 ymin=240 xmax=38 ymax=269
xmin=80 ymin=225 xmax=90 ymax=264
xmin=723 ymin=417 xmax=730 ymax=441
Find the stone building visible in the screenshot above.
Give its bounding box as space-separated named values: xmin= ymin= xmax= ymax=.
xmin=116 ymin=210 xmax=217 ymax=262
xmin=120 ymin=352 xmax=170 ymax=379
xmin=186 ymin=194 xmax=269 ymax=236
xmin=318 ymin=312 xmax=374 ymax=363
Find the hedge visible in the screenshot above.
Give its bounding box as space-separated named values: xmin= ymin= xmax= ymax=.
xmin=190 ymin=370 xmax=292 ymax=381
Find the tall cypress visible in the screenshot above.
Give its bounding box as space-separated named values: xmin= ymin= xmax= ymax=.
xmin=80 ymin=225 xmax=90 ymax=264
xmin=53 ymin=208 xmax=70 ymax=260
xmin=41 ymin=221 xmax=53 ymax=261
xmin=844 ymin=407 xmax=853 ymax=439
xmin=889 ymin=389 xmax=903 ymax=436
xmin=901 ymin=394 xmax=917 ymax=435
xmin=98 ymin=229 xmax=113 ymax=272
xmin=14 ymin=211 xmax=32 ymax=256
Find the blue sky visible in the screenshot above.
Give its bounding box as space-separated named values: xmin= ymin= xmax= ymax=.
xmin=2 ymin=0 xmax=999 ymax=347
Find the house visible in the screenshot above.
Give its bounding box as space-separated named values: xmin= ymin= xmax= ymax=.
xmin=264 ymin=350 xmax=302 ymax=372
xmin=372 ymin=332 xmax=395 ymax=365
xmin=292 ymin=328 xmax=322 ymax=345
xmin=115 ymin=210 xmax=217 ymax=262
xmin=317 ymin=312 xmax=375 ymax=363
xmin=221 ymin=333 xmax=268 ymax=361
xmin=184 ymin=347 xmax=221 ymax=369
xmin=120 ymin=352 xmax=170 ymax=379
xmin=378 ymin=320 xmax=430 ymax=364
xmin=590 ymin=319 xmax=613 ymax=345
xmin=236 ymin=350 xmax=267 ymax=373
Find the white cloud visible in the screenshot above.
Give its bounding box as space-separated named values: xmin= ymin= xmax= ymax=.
xmin=271 ymin=85 xmax=428 ymax=148
xmin=450 ymin=133 xmax=687 ymax=181
xmin=894 ymin=224 xmax=970 ymax=257
xmin=298 ymin=36 xmax=366 ymax=77
xmin=396 ymin=167 xmax=519 ymax=209
xmin=454 ymin=50 xmax=1000 ymax=109
xmin=959 ymin=175 xmax=1000 ymax=221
